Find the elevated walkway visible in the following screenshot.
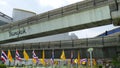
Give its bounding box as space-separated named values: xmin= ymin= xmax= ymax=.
xmin=0 ymin=0 xmax=120 ymax=44
xmin=1 ymin=35 xmax=120 ymax=50
xmin=0 ymin=34 xmax=120 ymax=59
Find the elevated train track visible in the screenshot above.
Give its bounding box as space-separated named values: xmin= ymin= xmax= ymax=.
xmin=0 ymin=0 xmax=120 ymax=43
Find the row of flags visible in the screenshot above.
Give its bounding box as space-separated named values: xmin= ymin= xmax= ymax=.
xmin=1 ymin=49 xmax=53 ymax=65
xmin=0 ymin=50 xmax=96 ymax=65
xmin=1 ymin=50 xmax=38 ymax=63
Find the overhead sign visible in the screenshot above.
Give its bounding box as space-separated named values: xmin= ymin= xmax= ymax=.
xmin=9 ymin=27 xmax=26 ymax=37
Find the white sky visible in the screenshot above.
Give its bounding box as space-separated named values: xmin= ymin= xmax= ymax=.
xmin=0 ymin=0 xmax=84 ymax=17
xmin=0 ymin=0 xmax=119 ymax=39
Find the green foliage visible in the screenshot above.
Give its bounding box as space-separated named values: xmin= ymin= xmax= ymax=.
xmin=112 ymin=57 xmax=120 ymax=67
xmin=97 ymin=65 xmax=102 ymax=68
xmin=0 ymin=64 xmax=7 ymax=68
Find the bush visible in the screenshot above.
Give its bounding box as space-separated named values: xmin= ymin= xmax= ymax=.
xmin=0 ymin=64 xmax=7 ymax=68
xmin=98 ymin=65 xmax=102 ymax=68
xmin=112 ymin=57 xmax=120 ymax=68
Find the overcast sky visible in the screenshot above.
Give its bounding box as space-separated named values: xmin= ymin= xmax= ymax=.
xmin=0 ymin=0 xmax=84 ymax=17
xmin=0 ymin=0 xmax=119 ymax=39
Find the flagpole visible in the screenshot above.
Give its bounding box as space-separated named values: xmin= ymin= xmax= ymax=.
xmin=14 ymin=49 xmax=16 ymax=68
xmin=60 ymin=50 xmax=66 ymax=68
xmin=8 ymin=60 xmax=10 ymax=68
xmin=70 ymin=50 xmax=73 ymax=68
xmin=25 ymin=59 xmax=26 ymax=68
xmin=25 ymin=50 xmax=27 ymax=68
xmin=76 ymin=62 xmax=78 ymax=68
xmin=70 ymin=59 xmax=72 ymax=68
xmin=52 ymin=49 xmax=54 ymax=68
xmin=23 ymin=49 xmax=29 ymax=68
xmin=8 ymin=49 xmax=11 ymax=68
xmin=7 ymin=50 xmax=9 ymax=68
xmin=32 ymin=49 xmax=33 ymax=68
xmin=33 ymin=49 xmax=35 ymax=68
xmin=23 ymin=49 xmax=25 ymax=68
xmin=78 ymin=50 xmax=80 ymax=68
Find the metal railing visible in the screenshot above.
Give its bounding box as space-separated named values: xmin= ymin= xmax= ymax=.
xmin=0 ymin=12 xmax=13 ymax=21
xmin=0 ymin=0 xmax=116 ymax=32
xmin=0 ymin=35 xmax=119 ymax=50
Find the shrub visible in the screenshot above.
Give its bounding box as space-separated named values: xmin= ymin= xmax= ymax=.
xmin=0 ymin=64 xmax=7 ymax=68
xmin=112 ymin=57 xmax=120 ymax=67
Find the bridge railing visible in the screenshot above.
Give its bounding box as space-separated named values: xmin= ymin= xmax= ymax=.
xmin=0 ymin=0 xmax=116 ymax=33
xmin=87 ymin=37 xmax=103 ymax=47
xmin=104 ymin=35 xmax=120 ymax=46
xmin=0 ymin=35 xmax=120 ymax=51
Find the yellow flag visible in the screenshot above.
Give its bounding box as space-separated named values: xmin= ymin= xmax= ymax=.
xmin=93 ymin=59 xmax=96 ymax=66
xmin=74 ymin=58 xmax=78 ymax=64
xmin=23 ymin=50 xmax=29 ymax=61
xmin=8 ymin=50 xmax=13 ymax=62
xmin=77 ymin=51 xmax=80 ymax=64
xmin=88 ymin=59 xmax=90 ymax=66
xmin=60 ymin=50 xmax=66 ymax=60
xmin=40 ymin=50 xmax=45 ymax=65
xmin=40 ymin=59 xmax=45 ymax=66
xmin=32 ymin=59 xmax=36 ymax=64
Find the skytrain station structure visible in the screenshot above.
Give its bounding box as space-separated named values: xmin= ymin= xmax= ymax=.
xmin=0 ymin=0 xmax=120 ymax=66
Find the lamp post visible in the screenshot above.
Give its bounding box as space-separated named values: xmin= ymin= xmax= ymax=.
xmin=87 ymin=48 xmax=93 ymax=68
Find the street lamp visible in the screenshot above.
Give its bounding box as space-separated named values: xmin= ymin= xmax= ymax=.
xmin=87 ymin=48 xmax=93 ymax=68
